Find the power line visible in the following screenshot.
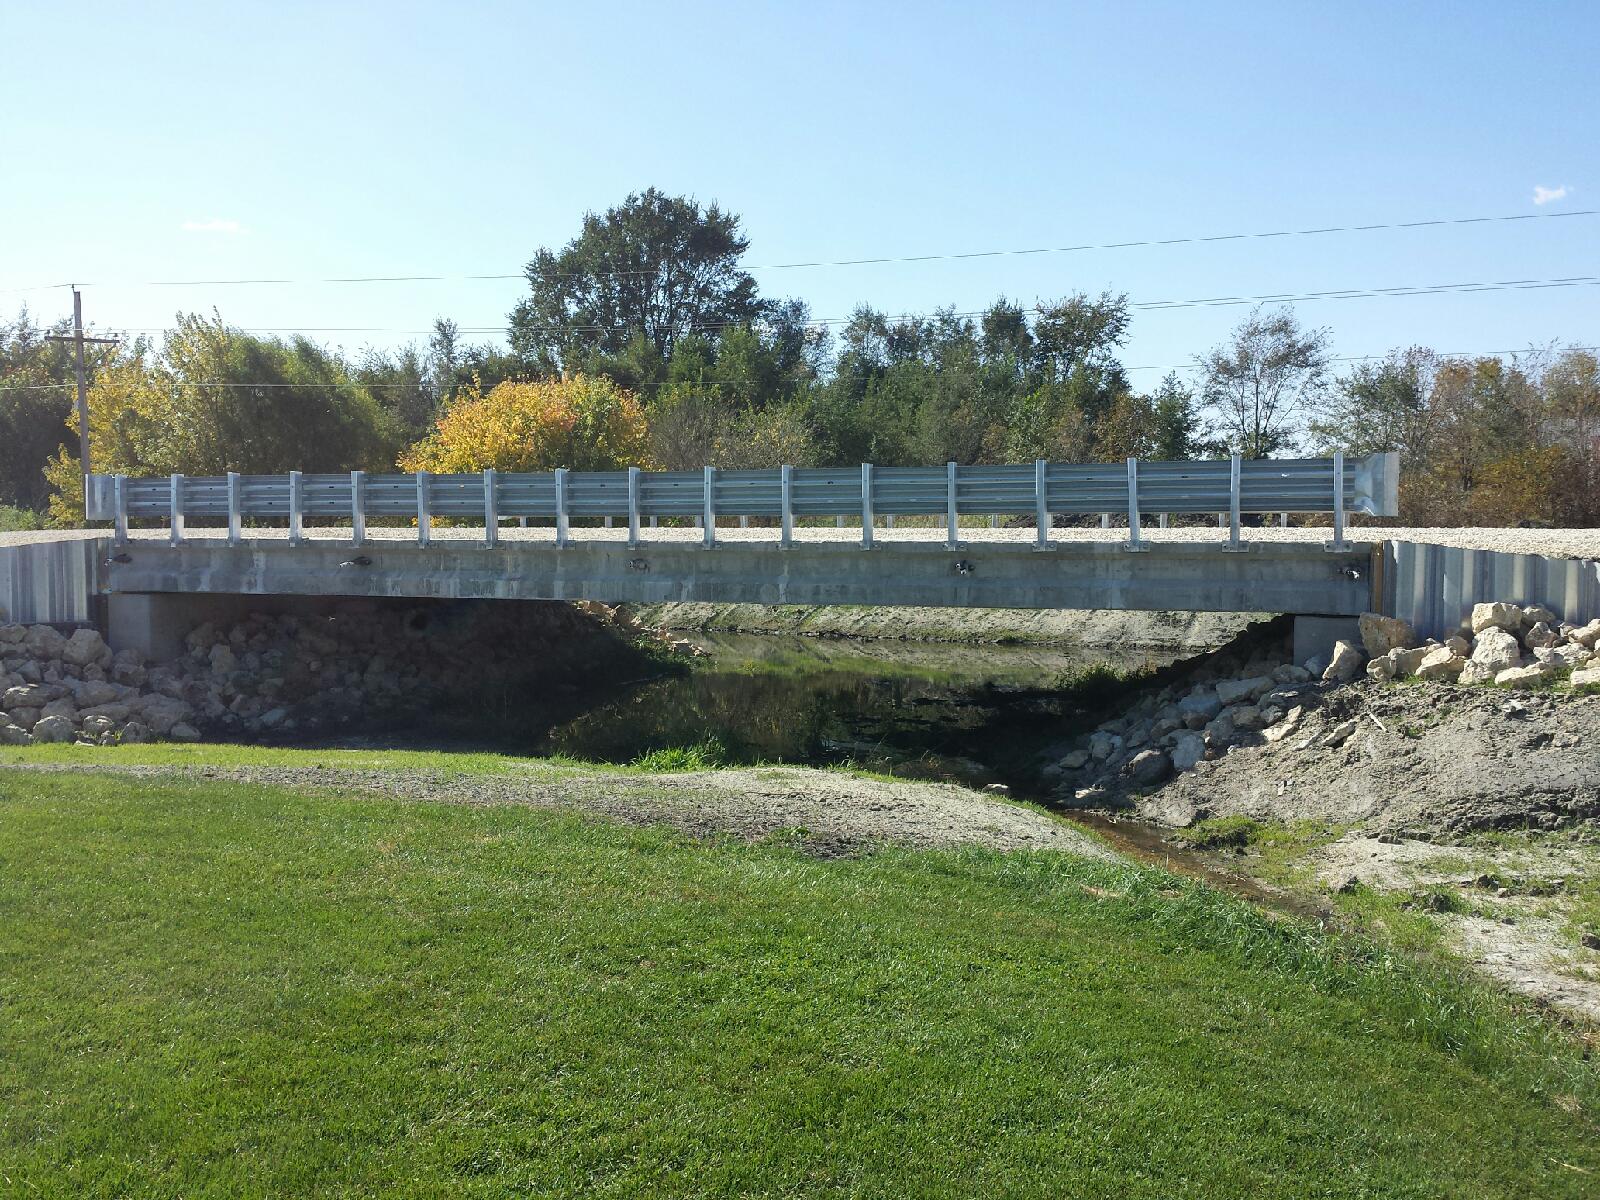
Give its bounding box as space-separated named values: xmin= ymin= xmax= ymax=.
xmin=3 ymin=206 xmax=1595 ymax=294
xmin=85 ymin=271 xmax=1600 ymax=339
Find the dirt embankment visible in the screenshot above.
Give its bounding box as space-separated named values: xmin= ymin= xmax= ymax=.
xmin=1143 ymin=685 xmax=1600 ymax=836
xmin=622 ymin=602 xmax=1265 ymax=649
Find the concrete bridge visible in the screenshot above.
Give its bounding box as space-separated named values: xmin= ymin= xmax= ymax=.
xmin=5 ymin=452 xmax=1597 ymax=663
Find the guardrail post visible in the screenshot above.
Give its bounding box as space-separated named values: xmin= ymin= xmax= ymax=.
xmin=226 ymin=472 xmax=242 ymax=545
xmin=483 ymin=469 xmax=498 ymax=548
xmin=169 ymin=473 xmax=184 ymax=546
xmin=945 ymin=461 xmax=959 ymax=550
xmin=1225 ymin=453 xmax=1246 ymax=552
xmin=288 ymin=470 xmax=303 ymax=547
xmin=1034 ymin=459 xmax=1051 ymax=551
xmin=627 ymin=466 xmax=641 ymax=547
xmin=1123 ymin=458 xmax=1145 ymax=552
xmin=860 ymin=463 xmax=874 ymax=550
xmin=415 ymin=470 xmax=431 ymax=547
xmin=113 ymin=474 xmax=129 ymax=545
xmin=780 ymin=464 xmax=793 ymax=549
xmin=1326 ymin=451 xmax=1348 ymax=552
xmin=1280 ymin=511 xmax=1289 ymax=528
xmin=702 ymin=466 xmax=716 ymax=548
xmin=555 ymin=468 xmax=570 ymax=547
xmin=350 ymin=471 xmax=366 ymax=546
xmin=1099 ymin=513 xmax=1110 ymax=530
xmin=1158 ymin=512 xmax=1168 ymax=529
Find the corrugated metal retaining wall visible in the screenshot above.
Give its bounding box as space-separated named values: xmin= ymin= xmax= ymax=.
xmin=1382 ymin=541 xmax=1600 ymax=639
xmin=0 ymin=538 xmax=102 ymax=625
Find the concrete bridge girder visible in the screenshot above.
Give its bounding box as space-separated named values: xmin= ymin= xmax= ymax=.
xmin=98 ymin=538 xmax=1375 ymax=660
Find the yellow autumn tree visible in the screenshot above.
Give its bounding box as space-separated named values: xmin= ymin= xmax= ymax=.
xmin=399 ymin=374 xmax=651 ymax=473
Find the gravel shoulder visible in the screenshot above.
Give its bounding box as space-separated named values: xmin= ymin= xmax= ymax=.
xmin=10 ymin=524 xmax=1599 ymax=559
xmin=0 ymin=759 xmax=1113 ymax=860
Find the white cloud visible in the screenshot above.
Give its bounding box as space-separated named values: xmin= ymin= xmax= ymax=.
xmin=1532 ymin=184 xmax=1570 ymax=206
xmin=181 ymin=217 xmax=245 ymax=234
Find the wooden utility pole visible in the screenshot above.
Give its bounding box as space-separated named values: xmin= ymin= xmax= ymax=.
xmin=45 ymin=287 xmax=119 ymax=513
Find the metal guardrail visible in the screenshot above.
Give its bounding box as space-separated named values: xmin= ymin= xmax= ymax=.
xmin=86 ymin=451 xmax=1398 ymax=553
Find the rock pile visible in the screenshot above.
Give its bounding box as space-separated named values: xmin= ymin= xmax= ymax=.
xmin=1361 ymin=605 xmax=1600 ymax=690
xmin=1 ymin=623 xmax=196 ymax=746
xmin=1043 ymin=634 xmax=1320 ymax=802
xmin=1045 ymin=602 xmax=1600 ymax=803
xmin=0 ymin=599 xmax=654 ymax=748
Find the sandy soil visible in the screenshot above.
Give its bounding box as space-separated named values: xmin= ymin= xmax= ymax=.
xmin=0 ymin=760 xmax=1112 ymax=860
xmin=1306 ymin=832 xmax=1600 ymax=1022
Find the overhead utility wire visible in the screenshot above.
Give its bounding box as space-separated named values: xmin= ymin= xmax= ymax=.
xmin=3 ymin=207 xmax=1595 ymax=293
xmin=4 ymin=345 xmax=1596 ymax=395
xmin=91 ymin=271 xmax=1600 ymax=339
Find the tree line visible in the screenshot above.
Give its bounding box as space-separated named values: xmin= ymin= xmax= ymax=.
xmin=3 ymin=188 xmax=1595 ymax=527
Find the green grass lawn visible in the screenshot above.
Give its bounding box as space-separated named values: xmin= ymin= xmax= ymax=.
xmin=1 ymin=767 xmax=1597 ymax=1198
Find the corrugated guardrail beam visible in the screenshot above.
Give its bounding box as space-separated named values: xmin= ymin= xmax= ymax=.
xmin=86 ymin=451 xmax=1399 ymax=552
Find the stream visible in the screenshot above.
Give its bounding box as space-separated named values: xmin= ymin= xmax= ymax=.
xmin=536 ymin=631 xmax=1170 ymax=785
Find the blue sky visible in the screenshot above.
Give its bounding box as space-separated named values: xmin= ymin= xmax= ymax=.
xmin=2 ymin=0 xmax=1594 ymax=384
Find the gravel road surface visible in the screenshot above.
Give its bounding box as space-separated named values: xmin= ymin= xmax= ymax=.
xmin=8 ymin=524 xmax=1599 ymax=559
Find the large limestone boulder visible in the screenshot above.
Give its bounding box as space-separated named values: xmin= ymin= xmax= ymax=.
xmin=1570 ymin=619 xmax=1600 ymax=651
xmin=1522 ymin=622 xmax=1558 ymax=650
xmin=1321 ymin=640 xmax=1365 ymax=683
xmin=38 ymin=697 xmax=78 ymax=723
xmin=1358 ymin=613 xmax=1416 ymax=658
xmin=1571 ymin=666 xmax=1600 ymax=688
xmin=1470 ymin=602 xmax=1521 ymax=634
xmin=209 ymin=644 xmax=237 ymax=676
xmin=1518 ymin=604 xmax=1557 ymax=631
xmin=1470 ymin=627 xmax=1523 ymax=674
xmin=80 ymin=715 xmax=117 ymax=740
xmin=1124 ymin=748 xmax=1171 ymax=787
xmin=0 ymin=624 xmax=27 ymax=644
xmin=23 ymin=625 xmax=67 ymax=661
xmin=3 ymin=683 xmax=51 ymax=710
xmin=1177 ymin=688 xmax=1223 ymax=725
xmin=1414 ymin=648 xmax=1467 ymax=681
xmin=31 ymin=714 xmax=75 ymax=743
xmin=1386 ymin=645 xmax=1432 ymax=678
xmin=1495 ymin=664 xmax=1554 ymax=689
xmin=1215 ymin=675 xmax=1273 ymax=705
xmin=60 ymin=628 xmax=110 ymax=668
xmin=1169 ymin=731 xmax=1206 ymax=772
xmin=1088 ymin=731 xmax=1123 ymax=761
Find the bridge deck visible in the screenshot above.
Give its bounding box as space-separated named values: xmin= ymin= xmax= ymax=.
xmin=7 ymin=524 xmax=1599 ymax=559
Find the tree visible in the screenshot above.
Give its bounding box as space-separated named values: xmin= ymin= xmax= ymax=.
xmin=1198 ymin=306 xmax=1331 ymax=458
xmin=1147 ymin=372 xmax=1200 ymax=460
xmin=399 ymin=375 xmax=650 ymax=473
xmin=1310 ymin=347 xmax=1437 ymax=461
xmin=45 ymin=314 xmax=399 ymax=522
xmin=508 ymin=189 xmax=764 ymax=372
xmin=0 ymin=307 xmax=78 ymax=511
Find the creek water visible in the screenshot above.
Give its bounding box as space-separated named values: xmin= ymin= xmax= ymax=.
xmin=532 ymin=631 xmax=1172 ymax=785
